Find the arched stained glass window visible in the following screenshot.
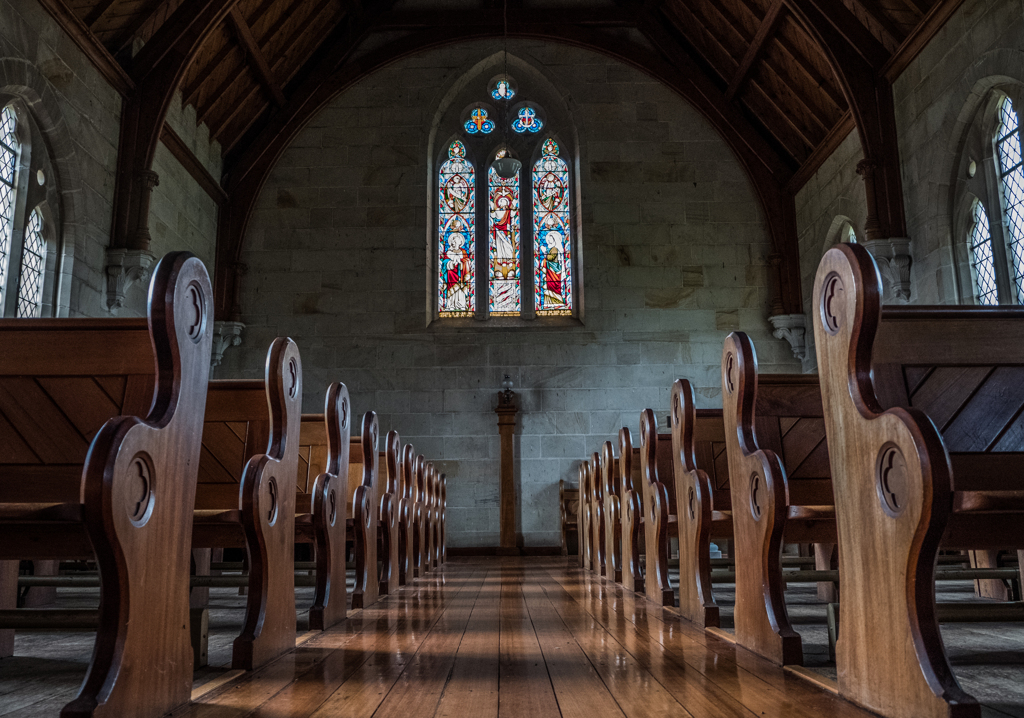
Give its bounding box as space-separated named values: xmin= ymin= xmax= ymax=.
xmin=996 ymin=96 xmax=1024 ymax=302
xmin=0 ymin=105 xmax=19 ymax=301
xmin=533 ymin=139 xmax=572 ymax=315
xmin=438 ymin=141 xmax=476 ymax=316
xmin=968 ymin=200 xmax=998 ymax=305
xmin=17 ymin=208 xmax=44 ymax=317
xmin=489 ymin=163 xmax=521 ymax=315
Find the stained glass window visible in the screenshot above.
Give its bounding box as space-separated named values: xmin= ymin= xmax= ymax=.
xmin=491 ymin=78 xmax=515 ymax=101
xmin=465 ymin=108 xmax=494 ymax=135
xmin=996 ymin=96 xmax=1024 ymax=303
xmin=0 ymin=105 xmax=18 ymax=305
xmin=512 ymin=106 xmax=543 ymax=134
xmin=533 ymin=139 xmax=572 ymax=315
xmin=968 ymin=200 xmax=998 ymax=305
xmin=488 ymin=163 xmax=521 ymax=315
xmin=438 ymin=141 xmax=475 ymax=316
xmin=17 ymin=208 xmax=43 ymax=317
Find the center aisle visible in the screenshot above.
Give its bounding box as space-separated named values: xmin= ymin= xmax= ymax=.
xmin=178 ymin=557 xmax=875 ymax=717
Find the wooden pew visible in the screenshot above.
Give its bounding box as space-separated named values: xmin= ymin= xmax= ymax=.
xmin=379 ymin=431 xmax=399 ymax=596
xmin=720 ymin=333 xmax=837 ymax=665
xmin=192 ymin=337 xmax=302 ymax=670
xmin=300 ymin=383 xmax=351 ymax=630
xmin=813 ymin=241 xmax=1024 ymax=718
xmin=429 ymin=464 xmax=444 ymax=569
xmin=398 ymin=443 xmax=416 ymax=585
xmin=426 ymin=462 xmax=438 ymax=570
xmin=619 ymin=428 xmax=645 ymax=594
xmin=669 ymin=379 xmax=731 ymax=629
xmin=413 ymin=453 xmax=428 ymax=578
xmin=350 ymin=412 xmax=381 ymax=609
xmin=589 ymin=451 xmax=606 ymax=577
xmin=559 ymin=479 xmax=580 ymax=556
xmin=637 ymin=416 xmax=677 ymax=606
xmin=578 ymin=460 xmax=592 ymax=569
xmin=601 ymin=441 xmax=622 ymax=582
xmin=0 ymin=252 xmax=213 ymax=717
xmin=439 ymin=472 xmax=447 ymax=564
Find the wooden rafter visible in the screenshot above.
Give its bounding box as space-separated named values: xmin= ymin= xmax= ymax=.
xmin=727 ymin=0 xmax=783 ymax=100
xmin=787 ymin=0 xmax=889 ymax=70
xmin=159 ymin=124 xmax=227 ymax=205
xmin=882 ymin=0 xmax=965 ymax=80
xmin=845 ymin=0 xmax=903 ymax=49
xmin=36 ymin=0 xmax=133 ymax=95
xmin=114 ymin=0 xmax=182 ymax=57
xmin=374 ymin=8 xmax=637 ymax=30
xmin=228 ymin=6 xmax=286 ymax=107
xmin=84 ymin=0 xmax=120 ymax=29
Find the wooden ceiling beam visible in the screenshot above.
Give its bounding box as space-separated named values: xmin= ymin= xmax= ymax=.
xmin=228 ymin=6 xmax=286 ymax=107
xmin=36 ymin=0 xmax=134 ymax=95
xmin=901 ymin=0 xmax=931 ymax=15
xmin=726 ymin=0 xmax=784 ymax=100
xmin=373 ymin=8 xmax=637 ymax=31
xmin=114 ymin=0 xmax=181 ymax=58
xmin=845 ymin=0 xmax=904 ymax=49
xmin=783 ymin=0 xmax=889 ymax=70
xmin=882 ymin=0 xmax=966 ymax=81
xmin=786 ymin=110 xmax=855 ymax=192
xmin=85 ymin=0 xmax=120 ymax=29
xmin=206 ymin=0 xmax=338 ymax=141
xmin=159 ymin=124 xmax=227 ymax=205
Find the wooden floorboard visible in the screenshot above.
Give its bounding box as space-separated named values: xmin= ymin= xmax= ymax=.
xmin=10 ymin=558 xmax=900 ymax=717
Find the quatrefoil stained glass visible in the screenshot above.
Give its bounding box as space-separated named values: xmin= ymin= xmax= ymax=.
xmin=512 ymin=106 xmax=543 ymax=134
xmin=465 ymin=107 xmax=494 ymax=135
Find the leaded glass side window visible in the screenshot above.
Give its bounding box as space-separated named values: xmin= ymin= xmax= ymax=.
xmin=0 ymin=105 xmax=19 ymax=306
xmin=488 ymin=162 xmax=521 ymax=315
xmin=17 ymin=208 xmax=44 ymax=317
xmin=533 ymin=139 xmax=572 ymax=315
xmin=996 ymin=96 xmax=1024 ymax=302
xmin=968 ymin=200 xmax=998 ymax=305
xmin=438 ymin=141 xmax=476 ymax=317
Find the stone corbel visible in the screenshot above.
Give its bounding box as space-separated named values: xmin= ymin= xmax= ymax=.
xmin=769 ymin=313 xmax=807 ymax=361
xmin=105 ymin=247 xmax=156 ymax=313
xmin=863 ymin=238 xmax=912 ymax=302
xmin=211 ymin=321 xmax=245 ymax=376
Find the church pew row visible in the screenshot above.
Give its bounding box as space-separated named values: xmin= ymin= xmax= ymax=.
xmin=560 ymin=479 xmax=579 ymax=556
xmin=0 ymin=253 xmax=213 ymax=718
xmin=813 ymin=242 xmax=1024 ymax=718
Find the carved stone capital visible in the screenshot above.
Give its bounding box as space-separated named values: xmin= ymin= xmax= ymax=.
xmin=769 ymin=313 xmax=807 ymax=361
xmin=863 ymin=237 xmax=912 ymax=302
xmin=105 ymin=247 xmax=156 ymax=313
xmin=211 ymin=321 xmax=245 ymax=375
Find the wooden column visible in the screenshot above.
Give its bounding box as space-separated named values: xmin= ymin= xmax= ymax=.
xmin=496 ymin=388 xmax=519 ymax=555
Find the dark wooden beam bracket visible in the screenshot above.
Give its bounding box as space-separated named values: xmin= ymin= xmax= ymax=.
xmin=228 ymin=7 xmax=286 ymax=108
xmin=36 ymin=0 xmax=134 ymax=96
xmin=159 ymin=124 xmax=227 ymax=206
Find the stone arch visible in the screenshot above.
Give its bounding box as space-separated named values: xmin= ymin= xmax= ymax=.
xmin=0 ymin=57 xmax=83 ymax=317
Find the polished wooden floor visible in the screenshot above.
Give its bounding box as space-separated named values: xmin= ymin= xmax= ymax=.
xmin=177 ymin=556 xmax=874 ymax=718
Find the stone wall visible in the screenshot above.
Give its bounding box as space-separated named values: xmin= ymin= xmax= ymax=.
xmin=795 ymin=0 xmax=1024 ymax=329
xmin=0 ymin=0 xmax=220 ymax=318
xmin=220 ymin=39 xmax=800 ymax=548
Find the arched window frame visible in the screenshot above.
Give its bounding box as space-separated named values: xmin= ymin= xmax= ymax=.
xmin=950 ymin=87 xmax=1024 ymax=306
xmin=0 ymin=97 xmax=60 ymax=318
xmin=432 ymin=87 xmax=580 ymax=325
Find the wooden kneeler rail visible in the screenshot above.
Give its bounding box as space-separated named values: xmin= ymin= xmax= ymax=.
xmin=813 ymin=242 xmax=1024 ymax=718
xmin=0 ymin=252 xmax=213 ymax=718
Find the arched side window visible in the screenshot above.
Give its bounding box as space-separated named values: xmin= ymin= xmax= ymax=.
xmin=995 ymin=96 xmax=1024 ymax=302
xmin=18 ymin=208 xmax=45 ymax=317
xmin=0 ymin=104 xmax=19 ymax=301
xmin=967 ymin=199 xmax=998 ymax=305
xmin=533 ymin=139 xmax=572 ymax=315
xmin=438 ymin=140 xmax=476 ymax=317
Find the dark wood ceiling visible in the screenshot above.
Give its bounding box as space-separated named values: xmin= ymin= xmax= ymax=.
xmin=54 ymin=0 xmax=955 ymax=188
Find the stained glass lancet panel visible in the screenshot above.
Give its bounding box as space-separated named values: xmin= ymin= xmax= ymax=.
xmin=17 ymin=208 xmax=43 ymax=317
xmin=996 ymin=96 xmax=1024 ymax=303
xmin=488 ymin=166 xmax=521 ymax=315
xmin=533 ymin=139 xmax=572 ymax=315
xmin=438 ymin=141 xmax=476 ymax=317
xmin=0 ymin=106 xmax=18 ymax=302
xmin=969 ymin=200 xmax=998 ymax=305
